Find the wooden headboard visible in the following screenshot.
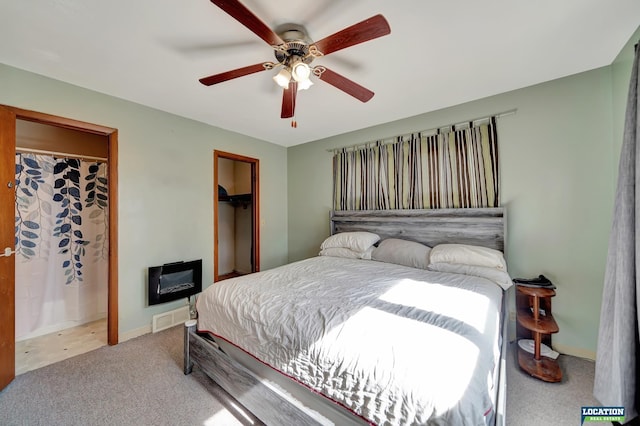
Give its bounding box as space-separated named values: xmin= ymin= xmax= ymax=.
xmin=330 ymin=208 xmax=506 ymax=252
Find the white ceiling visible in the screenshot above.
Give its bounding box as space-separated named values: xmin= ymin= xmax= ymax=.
xmin=0 ymin=1 xmax=638 ymax=147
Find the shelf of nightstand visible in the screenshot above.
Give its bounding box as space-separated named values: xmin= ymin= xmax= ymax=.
xmin=516 ymin=285 xmax=556 ymax=298
xmin=517 ymin=347 xmax=562 ymax=383
xmin=516 ymin=307 xmax=559 ymax=334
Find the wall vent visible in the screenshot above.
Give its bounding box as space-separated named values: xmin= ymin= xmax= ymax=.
xmin=152 ymin=305 xmax=190 ymax=333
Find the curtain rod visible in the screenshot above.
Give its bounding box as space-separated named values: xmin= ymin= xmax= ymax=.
xmin=326 ymin=108 xmax=517 ymax=153
xmin=16 ymin=147 xmax=108 ymax=162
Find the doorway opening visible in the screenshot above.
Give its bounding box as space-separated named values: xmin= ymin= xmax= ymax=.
xmin=214 ymin=151 xmax=259 ymax=282
xmin=0 ymin=105 xmax=118 ymax=388
xmin=14 ymin=119 xmax=110 ymax=374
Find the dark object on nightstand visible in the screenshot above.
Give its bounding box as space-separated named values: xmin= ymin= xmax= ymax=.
xmin=513 ymin=275 xmax=556 ymax=289
xmin=516 ymin=284 xmax=562 ymax=382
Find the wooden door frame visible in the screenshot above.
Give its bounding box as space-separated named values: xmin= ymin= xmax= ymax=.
xmin=213 ymin=150 xmax=259 ymax=282
xmin=0 ymin=106 xmax=16 ymax=390
xmin=3 ymin=105 xmax=119 ymax=345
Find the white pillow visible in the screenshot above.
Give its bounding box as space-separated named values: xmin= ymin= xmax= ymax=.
xmin=320 ymin=231 xmax=380 ymax=252
xmin=429 ymin=244 xmax=507 ymax=270
xmin=428 ymin=262 xmax=513 ymax=290
xmin=372 ymin=238 xmax=431 ymax=269
xmin=319 ymin=247 xmax=373 ymax=260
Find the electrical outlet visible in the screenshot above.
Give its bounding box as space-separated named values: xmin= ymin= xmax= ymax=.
xmin=509 ymin=311 xmax=516 ymax=322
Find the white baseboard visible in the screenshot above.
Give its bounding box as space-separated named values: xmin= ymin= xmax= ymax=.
xmin=119 ymin=324 xmax=151 ymax=343
xmin=118 ymin=306 xmax=191 ymax=342
xmin=553 ymin=343 xmax=596 ymax=361
xmin=16 ymin=313 xmax=107 ymax=342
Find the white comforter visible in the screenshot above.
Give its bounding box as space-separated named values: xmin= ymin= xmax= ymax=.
xmin=197 ymin=256 xmax=504 ymax=425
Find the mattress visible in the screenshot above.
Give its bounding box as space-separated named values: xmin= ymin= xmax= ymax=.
xmin=197 ymin=256 xmax=505 ymax=425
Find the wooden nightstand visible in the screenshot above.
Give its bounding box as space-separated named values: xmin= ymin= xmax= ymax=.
xmin=516 ymin=285 xmax=562 ymax=382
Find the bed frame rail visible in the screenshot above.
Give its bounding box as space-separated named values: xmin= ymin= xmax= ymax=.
xmin=184 ymin=321 xmax=323 ymax=426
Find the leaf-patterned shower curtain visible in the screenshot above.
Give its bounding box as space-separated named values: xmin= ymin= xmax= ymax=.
xmin=14 ymin=153 xmax=108 ymax=340
xmin=333 ymin=120 xmax=499 ymax=210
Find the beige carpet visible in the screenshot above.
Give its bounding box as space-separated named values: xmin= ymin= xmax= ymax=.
xmin=0 ymin=325 xmax=261 ymax=426
xmin=0 ymin=325 xmax=611 ymax=425
xmin=505 ymin=341 xmax=609 ymax=426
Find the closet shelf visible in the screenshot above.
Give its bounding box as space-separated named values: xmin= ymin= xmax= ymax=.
xmin=219 ymin=193 xmax=252 ymax=208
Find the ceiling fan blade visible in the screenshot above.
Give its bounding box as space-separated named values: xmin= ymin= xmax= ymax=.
xmin=281 ymin=82 xmax=297 ymax=119
xmin=312 ymin=14 xmax=390 ymax=56
xmin=317 ymin=67 xmax=374 ymax=102
xmin=210 ymin=0 xmax=284 ymax=46
xmin=199 ymin=63 xmax=267 ymax=86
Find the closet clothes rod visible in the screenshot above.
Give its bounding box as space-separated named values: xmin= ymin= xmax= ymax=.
xmin=15 ymin=147 xmax=107 ymax=162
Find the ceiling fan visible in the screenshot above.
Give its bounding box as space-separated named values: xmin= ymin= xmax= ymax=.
xmin=199 ymin=0 xmax=391 ymax=126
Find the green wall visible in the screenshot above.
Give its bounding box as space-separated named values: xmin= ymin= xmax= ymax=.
xmin=0 ymin=63 xmax=289 ymax=339
xmin=288 ymin=58 xmax=634 ymax=358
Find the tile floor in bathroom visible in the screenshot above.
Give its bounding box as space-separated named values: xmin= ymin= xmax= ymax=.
xmin=15 ymin=318 xmax=107 ymax=375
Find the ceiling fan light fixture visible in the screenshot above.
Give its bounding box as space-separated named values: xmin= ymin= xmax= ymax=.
xmin=297 ymin=78 xmax=313 ymax=91
xmin=291 ymin=61 xmax=311 ymax=82
xmin=273 ymin=68 xmax=291 ymax=88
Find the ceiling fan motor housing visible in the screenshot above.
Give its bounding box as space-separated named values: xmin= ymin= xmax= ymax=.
xmin=274 ymin=25 xmax=314 ymax=65
xmin=275 ymin=41 xmax=311 ymax=65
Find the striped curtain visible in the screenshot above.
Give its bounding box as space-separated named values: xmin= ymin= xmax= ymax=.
xmin=333 ymin=119 xmax=499 ymax=210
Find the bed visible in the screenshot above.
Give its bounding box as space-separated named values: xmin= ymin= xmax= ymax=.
xmin=184 ymin=208 xmax=509 ymax=425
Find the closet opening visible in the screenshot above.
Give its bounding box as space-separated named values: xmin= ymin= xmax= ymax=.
xmin=213 ymin=151 xmax=259 ymax=282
